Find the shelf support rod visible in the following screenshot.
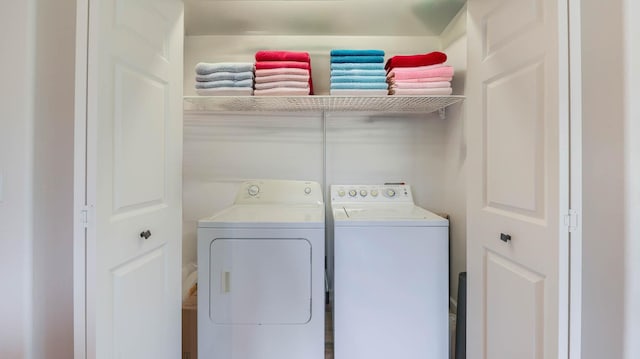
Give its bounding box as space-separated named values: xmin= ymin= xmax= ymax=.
xmin=438 ymin=108 xmax=446 ymax=120
xmin=322 ymin=111 xmax=327 ymax=203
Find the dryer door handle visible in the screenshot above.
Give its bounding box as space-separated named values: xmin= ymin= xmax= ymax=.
xmin=221 ymin=271 xmax=231 ymax=293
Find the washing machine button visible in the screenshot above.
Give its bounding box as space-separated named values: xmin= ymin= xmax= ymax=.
xmin=248 ymin=185 xmax=260 ymax=196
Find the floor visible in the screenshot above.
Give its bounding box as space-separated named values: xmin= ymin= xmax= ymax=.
xmin=325 ymin=304 xmax=334 ymax=359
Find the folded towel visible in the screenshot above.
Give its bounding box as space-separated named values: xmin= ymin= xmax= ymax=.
xmin=255 ymin=61 xmax=310 ymax=70
xmin=255 ymin=50 xmax=311 ymax=63
xmin=389 ymin=87 xmax=453 ymax=95
xmin=387 ymin=66 xmax=454 ymax=80
xmin=330 ymin=89 xmax=389 ymax=96
xmin=196 ymin=71 xmax=254 ymax=82
xmin=389 ymin=81 xmax=451 ymax=89
xmin=330 ymin=55 xmax=385 ymax=63
xmin=330 ymin=76 xmax=387 ymax=83
xmin=331 ymin=62 xmax=385 ymax=70
xmin=195 ymin=62 xmax=254 ymax=75
xmin=387 ymin=63 xmax=446 ymax=74
xmin=331 ymin=69 xmax=387 ymax=77
xmin=388 ymin=76 xmax=453 ymax=83
xmin=195 ymin=79 xmax=254 ymax=89
xmin=255 ymin=74 xmax=310 ymax=84
xmin=196 ymin=87 xmax=254 ymax=96
xmin=330 ymin=49 xmax=385 ymax=57
xmin=254 ymin=81 xmax=310 ymax=90
xmin=254 ymin=87 xmax=311 ymax=96
xmin=255 ymin=68 xmax=309 ymax=77
xmin=330 ymin=82 xmax=389 ymax=90
xmin=384 ymin=51 xmax=447 ymax=70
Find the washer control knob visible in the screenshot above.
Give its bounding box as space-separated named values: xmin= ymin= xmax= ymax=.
xmin=304 ymin=187 xmax=312 ymax=195
xmin=338 ymin=189 xmax=346 ymax=197
xmin=385 ymin=188 xmax=396 ymax=198
xmin=371 ymin=189 xmax=379 ymax=197
xmin=359 ymin=190 xmax=368 ymax=197
xmin=348 ymin=189 xmax=357 ymax=197
xmin=247 ymin=185 xmax=260 ymax=196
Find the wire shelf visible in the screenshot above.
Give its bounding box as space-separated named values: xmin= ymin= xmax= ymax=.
xmin=183 ymin=95 xmax=465 ymax=115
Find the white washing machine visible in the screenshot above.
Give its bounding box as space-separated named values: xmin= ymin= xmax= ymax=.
xmin=331 ymin=184 xmax=449 ymax=359
xmin=197 ymin=180 xmax=325 ymax=359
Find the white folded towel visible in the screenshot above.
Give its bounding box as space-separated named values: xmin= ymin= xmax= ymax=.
xmin=196 ymin=71 xmax=254 ymax=82
xmin=388 ymin=87 xmax=453 ymax=96
xmin=254 ymin=88 xmax=310 ymax=96
xmin=255 ymin=68 xmax=309 ymax=77
xmin=254 ymin=81 xmax=310 ymax=90
xmin=254 ymin=74 xmax=310 ymax=84
xmin=330 ymin=89 xmax=389 ymax=96
xmin=195 ymin=62 xmax=254 ymax=75
xmin=196 ymin=87 xmax=254 ymax=96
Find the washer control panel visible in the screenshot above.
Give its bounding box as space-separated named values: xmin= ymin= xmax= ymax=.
xmin=330 ymin=184 xmax=413 ymax=203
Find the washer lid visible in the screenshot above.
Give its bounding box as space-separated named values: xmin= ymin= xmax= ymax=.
xmin=332 ymin=204 xmax=448 ymax=227
xmin=198 ymin=204 xmax=325 ymax=228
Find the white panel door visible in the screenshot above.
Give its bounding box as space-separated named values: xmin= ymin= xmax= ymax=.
xmin=77 ymin=0 xmax=183 ymax=357
xmin=466 ymin=0 xmax=570 ymax=358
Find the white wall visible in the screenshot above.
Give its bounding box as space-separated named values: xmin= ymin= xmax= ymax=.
xmin=31 ymin=0 xmax=76 ymax=357
xmin=0 ymin=1 xmax=35 ymax=357
xmin=581 ymin=1 xmax=626 ymax=358
xmin=623 ymin=1 xmax=640 ymax=358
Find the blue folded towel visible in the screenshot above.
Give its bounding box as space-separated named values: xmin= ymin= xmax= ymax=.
xmin=196 ymin=71 xmax=254 ymax=82
xmin=195 ymin=62 xmax=254 ymax=75
xmin=331 ymin=69 xmax=387 ymax=77
xmin=330 ymin=56 xmax=385 ymax=63
xmin=195 ymin=79 xmax=254 ymax=89
xmin=330 ymin=82 xmax=389 ymax=90
xmin=330 ymin=49 xmax=385 ymax=57
xmin=330 ymin=76 xmax=387 ymax=83
xmin=330 ymin=63 xmax=385 ymax=70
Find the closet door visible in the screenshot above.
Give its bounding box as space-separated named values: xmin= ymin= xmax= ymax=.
xmin=466 ymin=0 xmax=570 ymax=358
xmin=75 ymin=0 xmax=184 ymax=358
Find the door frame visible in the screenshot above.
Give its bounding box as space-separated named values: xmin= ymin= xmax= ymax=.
xmin=73 ymin=0 xmax=89 ymax=357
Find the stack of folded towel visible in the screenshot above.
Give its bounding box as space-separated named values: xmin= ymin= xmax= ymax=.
xmin=330 ymin=49 xmax=388 ymax=96
xmin=385 ymin=51 xmax=454 ymax=95
xmin=253 ymin=51 xmax=313 ymax=96
xmin=194 ymin=62 xmax=255 ymax=96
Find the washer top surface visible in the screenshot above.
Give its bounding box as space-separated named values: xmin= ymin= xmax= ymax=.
xmin=199 ymin=179 xmax=325 ymax=229
xmin=330 ymin=184 xmax=448 ymax=227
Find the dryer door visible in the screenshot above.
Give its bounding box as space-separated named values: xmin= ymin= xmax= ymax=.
xmin=210 ymin=238 xmax=312 ymax=324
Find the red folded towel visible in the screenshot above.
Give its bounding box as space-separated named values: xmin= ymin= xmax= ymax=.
xmin=255 ymin=61 xmax=310 ymax=70
xmin=385 ymin=51 xmax=447 ymax=70
xmin=255 ymin=50 xmax=311 ymax=63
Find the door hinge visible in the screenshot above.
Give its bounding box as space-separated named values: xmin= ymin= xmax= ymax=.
xmin=81 ymin=206 xmax=90 ymax=228
xmin=564 ymin=209 xmax=578 ymax=233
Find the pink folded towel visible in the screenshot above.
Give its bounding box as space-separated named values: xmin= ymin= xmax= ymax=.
xmin=387 ymin=63 xmax=446 ymax=74
xmin=254 ymin=81 xmax=310 ymax=90
xmin=387 ymin=76 xmax=453 ymax=83
xmin=389 ymin=81 xmax=451 ymax=89
xmin=389 ymin=87 xmax=453 ymax=96
xmin=387 ymin=66 xmax=454 ymax=80
xmin=255 ymin=68 xmax=309 ymax=77
xmin=255 ymin=61 xmax=310 ymax=70
xmin=254 ymin=87 xmax=311 ymax=96
xmin=255 ymin=50 xmax=311 ymax=63
xmin=254 ymin=74 xmax=310 ymax=84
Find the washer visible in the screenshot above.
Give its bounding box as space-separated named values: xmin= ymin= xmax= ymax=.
xmin=331 ymin=184 xmax=449 ymax=359
xmin=198 ymin=180 xmax=325 ymax=359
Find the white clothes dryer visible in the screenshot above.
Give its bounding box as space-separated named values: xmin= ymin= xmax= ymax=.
xmin=330 ymin=184 xmax=449 ymax=359
xmin=198 ymin=180 xmax=325 ymax=359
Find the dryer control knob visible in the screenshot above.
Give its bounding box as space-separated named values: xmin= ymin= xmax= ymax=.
xmin=248 ymin=185 xmax=260 ymax=196
xmin=348 ymin=189 xmax=357 ymax=197
xmin=304 ymin=187 xmax=312 ymax=195
xmin=338 ymin=189 xmax=346 ymax=197
xmin=385 ymin=188 xmax=396 ymax=198
xmin=371 ymin=189 xmax=379 ymax=197
xmin=360 ymin=190 xmax=368 ymax=197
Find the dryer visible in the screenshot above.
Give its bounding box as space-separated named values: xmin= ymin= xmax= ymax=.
xmin=330 ymin=184 xmax=449 ymax=359
xmin=198 ymin=180 xmax=325 ymax=359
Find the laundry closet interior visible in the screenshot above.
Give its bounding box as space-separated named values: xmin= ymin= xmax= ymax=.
xmin=181 ymin=0 xmax=468 ymax=297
